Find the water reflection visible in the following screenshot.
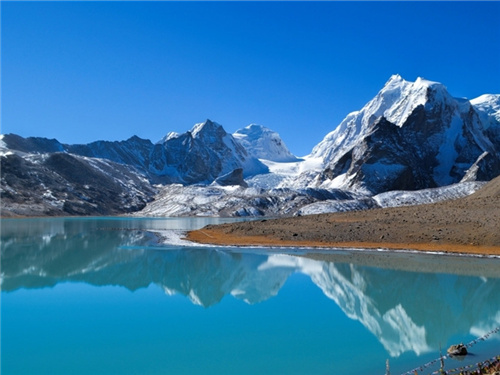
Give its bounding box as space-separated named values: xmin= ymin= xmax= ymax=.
xmin=2 ymin=218 xmax=500 ymax=358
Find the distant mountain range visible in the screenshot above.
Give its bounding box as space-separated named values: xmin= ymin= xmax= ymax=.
xmin=1 ymin=75 xmax=499 ymax=217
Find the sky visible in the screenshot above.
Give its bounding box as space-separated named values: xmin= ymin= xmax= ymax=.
xmin=2 ymin=1 xmax=499 ymax=157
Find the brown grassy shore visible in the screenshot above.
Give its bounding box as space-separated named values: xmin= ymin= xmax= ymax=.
xmin=186 ymin=176 xmax=500 ymax=256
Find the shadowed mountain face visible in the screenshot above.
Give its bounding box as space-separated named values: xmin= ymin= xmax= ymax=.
xmin=0 ymin=152 xmax=156 ymax=216
xmin=2 ymin=218 xmax=499 ymax=358
xmin=1 ymin=120 xmax=267 ymax=186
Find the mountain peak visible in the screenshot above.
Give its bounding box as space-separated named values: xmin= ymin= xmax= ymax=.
xmin=233 ymin=124 xmax=298 ymax=162
xmin=414 ymin=76 xmax=441 ymax=88
xmin=376 ymin=75 xmax=454 ymax=128
xmin=384 ymin=75 xmax=442 ymax=89
xmin=471 ymin=94 xmax=500 ymax=118
xmin=311 ymin=75 xmax=428 ymax=160
xmin=234 ymin=124 xmax=275 ymax=140
xmin=384 ymin=74 xmax=405 ymax=86
xmin=157 ymin=120 xmax=222 ymax=144
xmin=471 ymin=94 xmax=500 ymax=131
xmin=191 ymin=119 xmax=226 ymax=139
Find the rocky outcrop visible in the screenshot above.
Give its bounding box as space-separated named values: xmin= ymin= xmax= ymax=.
xmin=214 ymin=168 xmax=248 ymax=187
xmin=65 ymin=135 xmax=154 ymax=177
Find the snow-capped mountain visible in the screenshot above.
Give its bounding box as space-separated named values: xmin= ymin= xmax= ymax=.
xmin=304 ymin=75 xmax=500 ymax=194
xmin=0 ymin=150 xmax=155 ymax=216
xmin=1 ymin=75 xmax=500 ymax=217
xmin=0 ymin=120 xmax=264 ymax=216
xmin=232 ymin=124 xmax=299 ymax=162
xmin=471 ymin=94 xmax=500 ymax=153
xmin=1 ymin=119 xmax=268 ymax=185
xmin=66 ymin=120 xmax=269 ymax=184
xmin=150 ymin=119 xmax=268 ymax=184
xmin=471 ymin=94 xmax=500 ymax=127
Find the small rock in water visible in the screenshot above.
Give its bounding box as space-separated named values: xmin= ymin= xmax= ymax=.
xmin=447 ymin=343 xmax=467 ymax=356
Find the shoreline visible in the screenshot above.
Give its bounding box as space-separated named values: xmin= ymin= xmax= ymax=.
xmin=186 ymin=228 xmax=500 ymax=257
xmin=185 ymin=180 xmax=500 ymax=258
xmin=180 ymin=231 xmax=500 ymax=279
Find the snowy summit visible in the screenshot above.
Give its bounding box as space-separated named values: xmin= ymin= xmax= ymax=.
xmin=233 ymin=124 xmax=299 ymax=162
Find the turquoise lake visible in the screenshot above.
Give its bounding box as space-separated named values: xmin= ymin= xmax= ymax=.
xmin=1 ymin=217 xmax=499 ymax=375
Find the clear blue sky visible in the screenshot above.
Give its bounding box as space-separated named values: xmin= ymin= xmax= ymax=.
xmin=2 ymin=1 xmax=499 ymax=156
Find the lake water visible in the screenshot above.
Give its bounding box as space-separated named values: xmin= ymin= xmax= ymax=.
xmin=1 ymin=217 xmax=499 ymax=375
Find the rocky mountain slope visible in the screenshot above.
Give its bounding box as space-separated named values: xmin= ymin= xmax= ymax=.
xmin=0 ymin=151 xmax=156 ymax=217
xmin=188 ymin=174 xmax=500 ymax=254
xmin=1 ymin=75 xmax=499 ymax=217
xmin=1 ymin=120 xmax=271 ymax=216
xmin=1 ymin=120 xmax=268 ymax=185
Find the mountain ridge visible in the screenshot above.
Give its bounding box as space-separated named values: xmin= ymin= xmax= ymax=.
xmin=2 ymin=75 xmax=499 ymax=217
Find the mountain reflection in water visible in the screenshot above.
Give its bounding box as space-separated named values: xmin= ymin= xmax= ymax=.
xmin=2 ymin=217 xmax=500 ymax=359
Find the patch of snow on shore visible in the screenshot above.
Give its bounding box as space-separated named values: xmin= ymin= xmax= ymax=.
xmin=153 ymin=229 xmax=213 ymax=248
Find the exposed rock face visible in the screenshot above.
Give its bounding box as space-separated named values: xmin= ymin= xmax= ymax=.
xmin=0 ymin=152 xmax=155 ymax=217
xmin=447 ymin=343 xmax=468 ymax=356
xmin=65 ymin=136 xmax=154 ymax=178
xmin=471 ymin=94 xmax=500 ymax=145
xmin=0 ymin=134 xmax=66 ymax=154
xmin=214 ymin=168 xmax=248 ymax=187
